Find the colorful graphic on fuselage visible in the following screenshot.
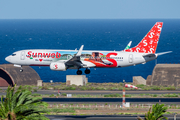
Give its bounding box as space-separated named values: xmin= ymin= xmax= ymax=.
xmin=84 ymin=52 xmax=118 ymax=67
xmin=26 ymin=50 xmax=121 ymax=67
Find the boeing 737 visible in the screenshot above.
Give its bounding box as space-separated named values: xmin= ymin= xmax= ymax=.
xmin=5 ymin=22 xmax=171 ymax=75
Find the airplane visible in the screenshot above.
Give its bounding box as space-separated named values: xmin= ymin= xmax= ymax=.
xmin=5 ymin=22 xmax=172 ymax=75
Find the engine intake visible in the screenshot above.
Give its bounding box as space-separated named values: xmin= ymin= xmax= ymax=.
xmin=50 ymin=62 xmax=66 ymax=71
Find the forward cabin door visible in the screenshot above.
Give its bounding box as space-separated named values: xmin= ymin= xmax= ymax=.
xmin=21 ymin=51 xmax=25 ymax=60
xmin=129 ymin=54 xmax=133 ymax=63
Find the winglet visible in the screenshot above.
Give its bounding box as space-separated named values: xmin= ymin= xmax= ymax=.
xmin=124 ymin=41 xmax=132 ymax=50
xmin=76 ymin=45 xmax=84 ymax=56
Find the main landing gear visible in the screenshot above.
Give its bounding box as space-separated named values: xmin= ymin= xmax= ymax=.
xmin=76 ymin=68 xmax=91 ymax=75
xmin=85 ymin=68 xmax=90 ymax=74
xmin=76 ymin=70 xmax=82 ymax=75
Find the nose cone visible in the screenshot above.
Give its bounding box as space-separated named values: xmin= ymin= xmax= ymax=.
xmin=5 ymin=56 xmax=11 ymax=63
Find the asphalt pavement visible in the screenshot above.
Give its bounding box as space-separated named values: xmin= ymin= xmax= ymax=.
xmin=1 ymin=87 xmax=180 ymax=95
xmin=46 ymin=115 xmax=180 ymax=120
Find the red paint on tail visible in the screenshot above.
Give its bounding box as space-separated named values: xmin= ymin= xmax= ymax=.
xmin=125 ymin=22 xmax=163 ymax=53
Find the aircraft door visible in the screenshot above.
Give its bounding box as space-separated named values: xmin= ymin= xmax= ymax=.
xmin=129 ymin=54 xmax=133 ymax=63
xmin=21 ymin=51 xmax=25 ymax=60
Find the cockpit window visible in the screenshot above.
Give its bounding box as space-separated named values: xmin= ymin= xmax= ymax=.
xmin=12 ymin=54 xmax=16 ymax=56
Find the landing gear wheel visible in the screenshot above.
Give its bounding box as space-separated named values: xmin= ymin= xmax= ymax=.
xmin=77 ymin=70 xmax=82 ymax=75
xmin=20 ymin=69 xmax=23 ymax=72
xmin=85 ymin=69 xmax=90 ymax=74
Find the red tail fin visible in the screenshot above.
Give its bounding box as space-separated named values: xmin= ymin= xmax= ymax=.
xmin=125 ymin=22 xmax=163 ymax=53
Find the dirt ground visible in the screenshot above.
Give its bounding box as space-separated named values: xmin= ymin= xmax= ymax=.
xmin=75 ymin=108 xmax=180 ymax=115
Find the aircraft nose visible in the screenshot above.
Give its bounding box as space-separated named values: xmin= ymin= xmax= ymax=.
xmin=5 ymin=56 xmax=11 ymax=62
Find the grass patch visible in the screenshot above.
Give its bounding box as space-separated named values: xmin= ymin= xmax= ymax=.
xmin=61 ymin=93 xmax=67 ymax=96
xmin=31 ymin=93 xmax=42 ymax=97
xmin=18 ymin=82 xmax=180 ymax=91
xmin=163 ymin=94 xmax=178 ymax=97
xmin=65 ymin=86 xmax=76 ymax=90
xmin=49 ymin=94 xmax=55 ymax=97
xmin=166 ymin=86 xmax=176 ymax=90
xmin=48 ymin=108 xmax=75 ymax=113
xmin=104 ymin=94 xmax=122 ymax=97
xmin=47 ymin=107 xmax=91 ymax=113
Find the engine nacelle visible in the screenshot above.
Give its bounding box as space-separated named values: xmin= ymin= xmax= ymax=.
xmin=50 ymin=62 xmax=67 ymax=71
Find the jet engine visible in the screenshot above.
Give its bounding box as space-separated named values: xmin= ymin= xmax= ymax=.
xmin=50 ymin=62 xmax=66 ymax=71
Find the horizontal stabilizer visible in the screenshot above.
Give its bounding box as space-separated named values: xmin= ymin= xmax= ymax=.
xmin=143 ymin=54 xmax=156 ymax=57
xmin=156 ymin=51 xmax=172 ymax=56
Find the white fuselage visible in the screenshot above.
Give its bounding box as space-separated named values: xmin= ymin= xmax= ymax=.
xmin=5 ymin=49 xmax=156 ymax=70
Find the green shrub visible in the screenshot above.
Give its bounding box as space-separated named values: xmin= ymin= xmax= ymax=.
xmin=104 ymin=94 xmax=122 ymax=97
xmin=89 ymin=87 xmax=95 ymax=90
xmin=152 ymin=94 xmax=157 ymax=97
xmin=143 ymin=87 xmax=151 ymax=90
xmin=136 ymin=84 xmax=146 ymax=88
xmin=125 ymin=94 xmax=131 ymax=97
xmin=119 ymin=83 xmax=123 ymax=86
xmin=79 ymin=87 xmax=86 ymax=90
xmin=163 ymin=94 xmax=178 ymax=97
xmin=66 ymin=86 xmax=76 ymax=90
xmin=33 ymin=89 xmax=37 ymax=92
xmin=166 ymin=86 xmax=176 ymax=90
xmin=49 ymin=94 xmax=55 ymax=97
xmin=38 ymin=86 xmax=42 ymax=90
xmin=95 ymin=87 xmax=105 ymax=90
xmin=118 ymin=87 xmax=123 ymax=90
xmin=48 ymin=108 xmax=75 ymax=113
xmin=151 ymin=86 xmax=161 ymax=90
xmin=42 ymin=86 xmax=49 ymax=90
xmin=31 ymin=93 xmax=42 ymax=97
xmin=109 ymin=87 xmax=118 ymax=90
xmin=62 ymin=93 xmax=67 ymax=96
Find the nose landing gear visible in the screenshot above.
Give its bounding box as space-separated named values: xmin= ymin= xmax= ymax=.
xmin=20 ymin=67 xmax=23 ymax=72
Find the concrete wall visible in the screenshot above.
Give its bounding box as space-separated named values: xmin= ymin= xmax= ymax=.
xmin=146 ymin=75 xmax=152 ymax=85
xmin=148 ymin=64 xmax=180 ymax=87
xmin=133 ymin=76 xmax=146 ymax=85
xmin=0 ymin=64 xmax=41 ymax=86
xmin=66 ymin=75 xmax=87 ymax=86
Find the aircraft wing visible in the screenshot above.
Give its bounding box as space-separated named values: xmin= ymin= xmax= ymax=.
xmin=65 ymin=45 xmax=84 ymax=68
